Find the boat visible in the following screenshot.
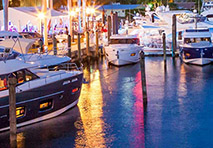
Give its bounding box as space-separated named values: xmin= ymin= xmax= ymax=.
xmin=201 ymin=1 xmax=213 ymax=22
xmin=104 ymin=34 xmax=142 ymax=66
xmin=0 ymin=31 xmax=71 ymax=68
xmin=179 ymin=28 xmax=213 ymax=65
xmin=0 ymin=57 xmax=83 ymax=132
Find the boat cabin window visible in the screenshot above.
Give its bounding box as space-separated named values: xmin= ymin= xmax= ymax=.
xmin=0 ymin=70 xmax=38 ymax=91
xmin=15 ymin=69 xmax=39 ymax=85
xmin=24 ymin=69 xmax=38 ymax=81
xmin=184 ymin=37 xmax=211 ymax=44
xmin=0 ymin=75 xmax=8 ymax=91
xmin=110 ymin=38 xmax=140 ymax=44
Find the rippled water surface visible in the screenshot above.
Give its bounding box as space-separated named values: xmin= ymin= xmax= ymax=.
xmin=1 ymin=57 xmax=213 ymax=148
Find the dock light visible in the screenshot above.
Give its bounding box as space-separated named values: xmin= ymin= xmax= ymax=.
xmin=90 ymin=8 xmax=95 ymax=14
xmin=69 ymin=10 xmax=76 ymax=17
xmin=75 ymin=8 xmax=80 ymax=12
xmin=86 ymin=7 xmax=91 ymax=14
xmin=38 ymin=12 xmax=45 ymax=19
xmin=86 ymin=7 xmax=95 ymax=14
xmin=148 ymin=3 xmax=153 ymax=8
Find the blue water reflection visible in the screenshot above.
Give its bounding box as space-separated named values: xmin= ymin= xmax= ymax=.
xmin=1 ymin=57 xmax=213 ymax=147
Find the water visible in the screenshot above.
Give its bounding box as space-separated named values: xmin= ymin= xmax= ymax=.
xmin=1 ymin=57 xmax=213 ymax=148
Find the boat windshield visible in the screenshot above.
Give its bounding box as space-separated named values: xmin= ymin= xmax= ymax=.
xmin=110 ymin=38 xmax=139 ymax=44
xmin=184 ymin=37 xmax=211 ymax=44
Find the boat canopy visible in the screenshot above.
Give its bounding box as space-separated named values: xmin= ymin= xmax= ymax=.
xmin=0 ymin=59 xmax=36 ymax=75
xmin=0 ymin=38 xmax=35 ymax=54
xmin=0 ymin=31 xmax=21 ymax=38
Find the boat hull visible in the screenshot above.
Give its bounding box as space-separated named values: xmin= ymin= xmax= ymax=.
xmin=180 ymin=47 xmax=213 ymax=65
xmin=105 ymin=45 xmax=142 ymax=66
xmin=0 ymin=73 xmax=83 ymax=132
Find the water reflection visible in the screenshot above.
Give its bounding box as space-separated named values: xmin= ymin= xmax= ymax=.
xmin=76 ymin=66 xmax=107 ymax=148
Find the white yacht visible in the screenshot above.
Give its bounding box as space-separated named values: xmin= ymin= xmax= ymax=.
xmin=104 ymin=35 xmax=143 ymax=66
xmin=179 ymin=28 xmax=213 ymax=65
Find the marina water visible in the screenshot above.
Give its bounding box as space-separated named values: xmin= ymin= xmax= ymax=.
xmin=0 ymin=57 xmax=213 ymax=147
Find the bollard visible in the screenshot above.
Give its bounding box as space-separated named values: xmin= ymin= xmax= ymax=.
xmin=107 ymin=16 xmax=111 ymax=43
xmin=8 ymin=76 xmax=17 ymax=148
xmin=163 ymin=33 xmax=166 ymax=67
xmin=68 ymin=35 xmax=71 ymax=58
xmin=77 ymin=33 xmax=81 ymax=62
xmin=53 ymin=34 xmax=57 ymax=55
xmin=96 ymin=30 xmax=99 ymax=57
xmin=172 ymin=14 xmax=176 ymax=58
xmin=140 ymin=51 xmax=147 ymax=105
xmin=86 ymin=31 xmax=90 ymax=58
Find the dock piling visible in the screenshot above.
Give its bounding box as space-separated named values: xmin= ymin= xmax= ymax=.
xmin=77 ymin=33 xmax=81 ymax=62
xmin=86 ymin=31 xmax=90 ymax=59
xmin=96 ymin=30 xmax=99 ymax=57
xmin=107 ymin=16 xmax=111 ymax=42
xmin=68 ymin=34 xmax=71 ymax=58
xmin=53 ymin=34 xmax=57 ymax=55
xmin=140 ymin=51 xmax=147 ymax=105
xmin=163 ymin=33 xmax=166 ymax=68
xmin=172 ymin=14 xmax=177 ymax=58
xmin=8 ymin=76 xmax=17 ymax=148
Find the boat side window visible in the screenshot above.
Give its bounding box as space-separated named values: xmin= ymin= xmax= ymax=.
xmin=24 ymin=69 xmax=39 ymax=82
xmin=184 ymin=38 xmax=191 ymax=44
xmin=16 ymin=71 xmax=25 ymax=84
xmin=0 ymin=75 xmax=8 ymax=91
xmin=111 ymin=38 xmax=139 ymax=44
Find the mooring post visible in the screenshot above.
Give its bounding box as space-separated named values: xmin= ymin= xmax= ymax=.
xmin=39 ymin=38 xmax=43 ymax=53
xmin=68 ymin=34 xmax=71 ymax=58
xmin=96 ymin=30 xmax=99 ymax=58
xmin=86 ymin=31 xmax=90 ymax=59
xmin=8 ymin=76 xmax=17 ymax=148
xmin=140 ymin=51 xmax=147 ymax=105
xmin=53 ymin=34 xmax=57 ymax=55
xmin=172 ymin=14 xmax=176 ymax=58
xmin=77 ymin=33 xmax=81 ymax=62
xmin=107 ymin=16 xmax=111 ymax=43
xmin=163 ymin=33 xmax=166 ymax=67
xmin=3 ymin=0 xmax=9 ymax=31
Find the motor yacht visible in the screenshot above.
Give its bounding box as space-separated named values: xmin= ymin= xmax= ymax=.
xmin=0 ymin=58 xmax=83 ymax=132
xmin=104 ymin=34 xmax=143 ymax=66
xmin=179 ymin=28 xmax=213 ymax=65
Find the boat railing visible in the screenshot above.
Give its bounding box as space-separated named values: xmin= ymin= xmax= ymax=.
xmin=57 ymin=62 xmax=83 ymax=71
xmin=16 ymin=63 xmax=83 ymax=90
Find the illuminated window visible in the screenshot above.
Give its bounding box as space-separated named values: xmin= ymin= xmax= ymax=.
xmin=39 ymin=100 xmax=53 ymax=111
xmin=16 ymin=107 xmax=25 ymax=118
xmin=0 ymin=75 xmax=8 ymax=91
xmin=130 ymin=53 xmax=136 ymax=56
